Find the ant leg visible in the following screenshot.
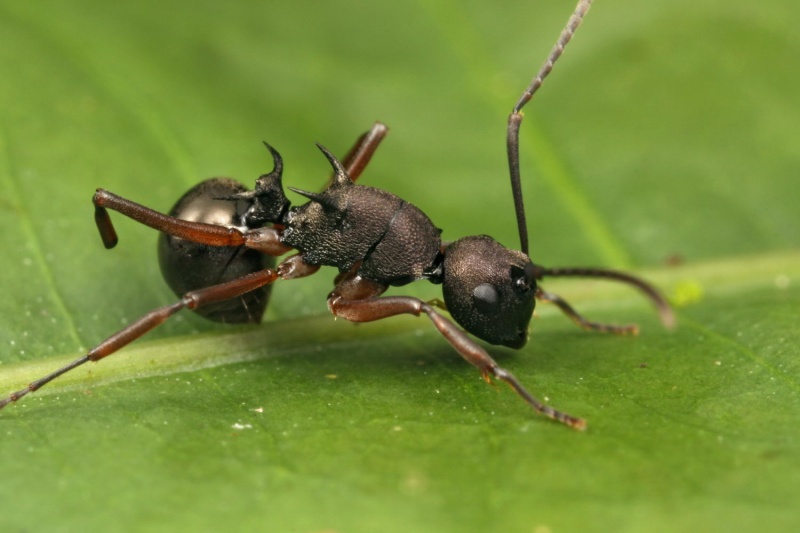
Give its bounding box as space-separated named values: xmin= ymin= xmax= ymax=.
xmin=536 ymin=287 xmax=638 ymax=335
xmin=93 ymin=189 xmax=247 ymax=249
xmin=93 ymin=189 xmax=293 ymax=257
xmin=327 ymin=273 xmax=586 ymax=430
xmin=320 ymin=121 xmax=389 ymax=189
xmin=338 ymin=122 xmax=389 ymax=183
xmin=278 ymin=253 xmax=321 ymax=279
xmin=536 ymin=266 xmax=675 ymax=329
xmin=0 ymin=269 xmax=279 ymax=410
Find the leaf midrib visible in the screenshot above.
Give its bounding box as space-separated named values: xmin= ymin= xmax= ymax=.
xmin=2 ymin=250 xmax=796 ymax=404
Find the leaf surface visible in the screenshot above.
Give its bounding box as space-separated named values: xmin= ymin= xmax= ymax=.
xmin=0 ymin=1 xmax=798 ymax=531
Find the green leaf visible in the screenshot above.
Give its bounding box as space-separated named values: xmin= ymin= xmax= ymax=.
xmin=1 ymin=1 xmax=798 ymax=531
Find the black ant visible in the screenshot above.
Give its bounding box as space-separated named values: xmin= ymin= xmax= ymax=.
xmin=0 ymin=0 xmax=673 ymax=430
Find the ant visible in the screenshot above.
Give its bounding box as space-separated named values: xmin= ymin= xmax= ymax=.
xmin=0 ymin=0 xmax=673 ymax=430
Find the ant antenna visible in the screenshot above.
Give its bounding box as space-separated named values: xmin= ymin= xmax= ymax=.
xmin=507 ymin=0 xmax=594 ymax=255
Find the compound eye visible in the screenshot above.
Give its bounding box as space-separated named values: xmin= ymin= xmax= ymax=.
xmin=473 ymin=283 xmax=500 ymax=314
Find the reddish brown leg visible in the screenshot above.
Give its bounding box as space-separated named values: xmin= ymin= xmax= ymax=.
xmin=327 ymin=122 xmax=389 ymax=187
xmin=535 ymin=266 xmax=675 ymax=329
xmin=93 ymin=189 xmax=248 ymax=249
xmin=0 ymin=269 xmax=279 ymax=410
xmin=327 ymin=273 xmax=586 ymax=430
xmin=277 ymin=254 xmax=321 ymax=280
xmin=93 ymin=189 xmax=293 ymax=256
xmin=536 ymin=287 xmax=639 ymax=335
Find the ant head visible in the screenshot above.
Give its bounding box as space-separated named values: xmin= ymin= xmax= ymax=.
xmin=442 ymin=235 xmax=537 ymax=348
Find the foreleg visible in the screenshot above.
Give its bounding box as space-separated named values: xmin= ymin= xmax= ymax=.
xmin=327 ymin=275 xmax=586 ymax=430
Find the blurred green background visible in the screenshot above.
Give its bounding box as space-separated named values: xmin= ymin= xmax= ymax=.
xmin=0 ymin=0 xmax=798 ymax=531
